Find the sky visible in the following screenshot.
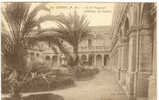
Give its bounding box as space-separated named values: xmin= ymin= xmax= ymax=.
xmin=1 ymin=3 xmax=114 ymax=30
xmin=35 ymin=3 xmax=114 ymax=29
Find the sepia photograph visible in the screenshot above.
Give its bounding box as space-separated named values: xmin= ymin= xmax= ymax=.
xmin=1 ymin=2 xmax=157 ymax=100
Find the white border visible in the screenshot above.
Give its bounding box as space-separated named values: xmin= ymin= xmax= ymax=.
xmin=0 ymin=0 xmax=158 ymax=2
xmin=157 ymin=1 xmax=159 ymax=100
xmin=0 ymin=1 xmax=158 ymax=100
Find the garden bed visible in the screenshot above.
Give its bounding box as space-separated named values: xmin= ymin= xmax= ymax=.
xmin=2 ymin=67 xmax=75 ymax=94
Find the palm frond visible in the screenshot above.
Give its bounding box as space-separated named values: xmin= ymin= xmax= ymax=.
xmin=29 ymin=32 xmax=71 ymax=58
xmin=56 ymin=12 xmax=91 ymax=46
xmin=38 ymin=15 xmax=58 ymax=23
xmin=21 ymin=3 xmax=50 ymax=38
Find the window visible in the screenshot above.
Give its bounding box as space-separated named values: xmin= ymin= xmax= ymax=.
xmin=88 ymin=39 xmax=92 ymax=48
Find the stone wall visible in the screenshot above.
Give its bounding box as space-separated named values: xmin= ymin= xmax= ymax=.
xmin=110 ymin=3 xmax=156 ymax=100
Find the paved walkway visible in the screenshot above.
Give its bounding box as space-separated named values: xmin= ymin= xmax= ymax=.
xmin=2 ymin=69 xmax=128 ymax=100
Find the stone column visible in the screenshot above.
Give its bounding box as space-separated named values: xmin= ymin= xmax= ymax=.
xmin=148 ymin=20 xmax=156 ymax=100
xmin=148 ymin=4 xmax=157 ymax=100
xmin=57 ymin=54 xmax=61 ymax=66
xmin=117 ymin=45 xmax=122 ymax=81
xmin=132 ymin=26 xmax=152 ymax=100
xmin=86 ymin=54 xmax=89 ymax=64
xmin=127 ymin=31 xmax=137 ymax=100
xmin=94 ymin=54 xmax=96 ymax=67
xmin=135 ymin=3 xmax=154 ymax=99
xmin=127 ymin=26 xmax=153 ymax=100
xmin=101 ymin=55 xmax=104 ymax=67
xmin=109 ymin=54 xmax=113 ymax=71
xmin=119 ymin=37 xmax=129 ymax=88
xmin=114 ymin=49 xmax=119 ymax=79
xmin=112 ymin=55 xmax=115 ymax=71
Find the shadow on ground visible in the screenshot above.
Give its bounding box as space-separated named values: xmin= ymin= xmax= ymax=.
xmin=2 ymin=93 xmax=64 ymax=100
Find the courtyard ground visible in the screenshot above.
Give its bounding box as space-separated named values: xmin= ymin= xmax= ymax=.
xmin=2 ymin=69 xmax=128 ymax=100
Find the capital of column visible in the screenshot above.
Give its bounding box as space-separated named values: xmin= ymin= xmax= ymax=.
xmin=120 ymin=67 xmax=128 ymax=72
xmin=118 ymin=41 xmax=129 ymax=48
xmin=120 ymin=36 xmax=129 ymax=41
xmin=128 ymin=24 xmax=151 ymax=37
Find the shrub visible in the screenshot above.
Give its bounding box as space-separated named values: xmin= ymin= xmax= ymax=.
xmin=75 ymin=65 xmax=99 ymax=79
xmin=21 ymin=65 xmax=74 ymax=92
xmin=2 ymin=63 xmax=75 ymax=93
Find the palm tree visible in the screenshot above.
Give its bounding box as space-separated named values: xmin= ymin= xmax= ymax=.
xmin=1 ymin=3 xmax=50 ymax=98
xmin=38 ymin=11 xmax=91 ymax=67
xmin=31 ymin=32 xmax=73 ymax=63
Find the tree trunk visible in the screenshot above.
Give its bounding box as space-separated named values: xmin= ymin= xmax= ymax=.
xmin=10 ymin=47 xmax=25 ymax=100
xmin=73 ymin=44 xmax=79 ymax=67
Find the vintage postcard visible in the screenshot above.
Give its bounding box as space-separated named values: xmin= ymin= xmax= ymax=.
xmin=1 ymin=2 xmax=157 ymax=100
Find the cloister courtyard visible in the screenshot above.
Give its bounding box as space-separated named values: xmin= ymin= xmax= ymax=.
xmin=1 ymin=2 xmax=157 ymax=100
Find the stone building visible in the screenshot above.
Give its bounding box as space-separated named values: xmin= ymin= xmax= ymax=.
xmin=110 ymin=3 xmax=156 ymax=100
xmin=78 ymin=26 xmax=112 ymax=68
xmin=28 ymin=26 xmax=112 ymax=68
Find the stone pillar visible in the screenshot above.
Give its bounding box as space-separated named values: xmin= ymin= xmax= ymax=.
xmin=148 ymin=19 xmax=156 ymax=100
xmin=119 ymin=37 xmax=129 ymax=88
xmin=127 ymin=31 xmax=137 ymax=100
xmin=112 ymin=55 xmax=115 ymax=71
xmin=127 ymin=26 xmax=153 ymax=100
xmin=113 ymin=49 xmax=119 ymax=79
xmin=57 ymin=54 xmax=61 ymax=66
xmin=117 ymin=45 xmax=122 ymax=81
xmin=134 ymin=26 xmax=152 ymax=100
xmin=135 ymin=3 xmax=154 ymax=99
xmin=126 ymin=3 xmax=154 ymax=100
xmin=57 ymin=55 xmax=60 ymax=66
xmin=109 ymin=54 xmax=113 ymax=71
xmin=86 ymin=54 xmax=89 ymax=64
xmin=101 ymin=54 xmax=104 ymax=67
xmin=94 ymin=54 xmax=96 ymax=67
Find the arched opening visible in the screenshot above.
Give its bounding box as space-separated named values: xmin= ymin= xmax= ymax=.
xmin=89 ymin=54 xmax=94 ymax=66
xmin=96 ymin=54 xmax=102 ymax=66
xmin=52 ymin=56 xmax=58 ymax=67
xmin=30 ymin=52 xmax=34 ymax=56
xmin=30 ymin=52 xmax=35 ymax=60
xmin=45 ymin=55 xmax=51 ymax=66
xmin=81 ymin=55 xmax=87 ymax=65
xmin=45 ymin=55 xmax=50 ymax=60
xmin=88 ymin=39 xmax=92 ymax=48
xmin=125 ymin=17 xmax=129 ymax=34
xmin=104 ymin=55 xmax=109 ymax=66
xmin=36 ymin=53 xmax=39 ymax=57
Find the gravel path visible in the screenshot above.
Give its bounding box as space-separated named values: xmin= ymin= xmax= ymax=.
xmin=50 ymin=69 xmax=128 ymax=100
